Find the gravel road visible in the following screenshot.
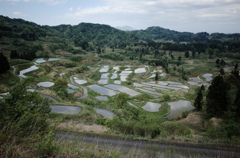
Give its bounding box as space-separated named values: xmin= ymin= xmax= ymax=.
xmin=56 ymin=131 xmax=240 ymax=157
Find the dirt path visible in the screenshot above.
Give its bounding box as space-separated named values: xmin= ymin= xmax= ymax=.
xmin=56 ymin=131 xmax=240 ymax=157
xmin=41 ymin=94 xmax=59 ymax=103
xmin=69 ymin=75 xmax=88 ymax=99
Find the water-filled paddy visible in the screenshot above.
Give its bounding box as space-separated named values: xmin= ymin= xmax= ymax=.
xmin=142 ymin=102 xmax=161 ymax=112
xmin=95 ymin=96 xmax=108 ymax=101
xmin=68 ymin=84 xmax=79 ymax=89
xmin=87 ymin=85 xmax=119 ymax=96
xmin=105 ymin=84 xmax=141 ymax=96
xmin=99 ymin=66 xmax=109 ymax=72
xmin=101 ymin=73 xmax=109 ymax=79
xmin=110 ymin=73 xmax=118 ymax=79
xmin=203 ymin=73 xmax=213 ymax=82
xmin=114 ymin=80 xmax=121 ymax=84
xmin=94 ymin=107 xmax=115 ymax=119
xmin=19 ymin=65 xmax=38 ymax=78
xmin=50 ymin=105 xmax=81 ymax=114
xmin=98 ymin=79 xmax=108 ymax=84
xmin=134 ymin=67 xmax=146 ymax=73
xmin=167 ymin=100 xmax=194 ymax=119
xmin=35 ymin=58 xmax=59 ymax=63
xmin=37 ymin=82 xmax=54 ymax=87
xmin=73 ymin=77 xmax=87 ymax=85
xmin=66 ymin=89 xmax=75 ymax=94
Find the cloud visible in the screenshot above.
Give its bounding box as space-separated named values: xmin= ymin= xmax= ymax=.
xmin=0 ymin=0 xmax=67 ymax=5
xmin=0 ymin=0 xmax=30 ymax=1
xmin=59 ymin=0 xmax=240 ymax=32
xmin=37 ymin=0 xmax=68 ymax=5
xmin=13 ymin=11 xmax=27 ymax=16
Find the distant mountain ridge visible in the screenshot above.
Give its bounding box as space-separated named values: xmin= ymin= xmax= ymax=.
xmin=115 ymin=26 xmax=136 ymax=31
xmin=0 ymin=15 xmax=239 ymax=47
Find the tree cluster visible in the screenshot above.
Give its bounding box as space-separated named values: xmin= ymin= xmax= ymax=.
xmin=0 ymin=51 xmax=10 ymax=74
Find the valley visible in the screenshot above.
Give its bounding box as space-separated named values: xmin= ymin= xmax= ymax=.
xmin=0 ymin=15 xmax=240 ymax=157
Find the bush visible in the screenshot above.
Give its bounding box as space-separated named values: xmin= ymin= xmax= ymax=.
xmin=160 ymin=123 xmax=191 ymax=137
xmin=36 ymin=131 xmax=57 ymax=158
xmin=162 ymin=93 xmax=171 ymax=101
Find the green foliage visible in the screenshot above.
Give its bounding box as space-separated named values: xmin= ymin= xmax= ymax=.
xmin=89 ymin=70 xmax=101 ymax=81
xmin=162 ymin=93 xmax=171 ymax=101
xmin=53 ymin=77 xmax=68 ymax=92
xmin=155 ymin=72 xmax=159 ymax=81
xmin=194 ymin=88 xmax=203 ymax=111
xmin=36 ymin=131 xmax=57 ymax=158
xmin=0 ymin=51 xmax=10 ymax=74
xmin=206 ymin=75 xmax=228 ymax=117
xmin=160 ymin=123 xmax=191 ymax=137
xmin=206 ymin=121 xmax=240 ymax=140
xmin=69 ymin=55 xmax=83 ymax=62
xmin=114 ymin=93 xmax=129 ymax=107
xmin=99 ymin=52 xmax=124 ymax=61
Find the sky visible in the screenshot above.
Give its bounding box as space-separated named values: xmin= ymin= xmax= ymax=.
xmin=0 ymin=0 xmax=240 ymax=33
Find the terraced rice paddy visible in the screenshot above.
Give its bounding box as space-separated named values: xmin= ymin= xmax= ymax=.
xmin=105 ymin=84 xmax=141 ymax=97
xmin=94 ymin=107 xmax=115 ymax=119
xmin=142 ymin=102 xmax=161 ymax=112
xmin=167 ymin=100 xmax=194 ymax=119
xmin=19 ymin=65 xmax=38 ymax=78
xmin=37 ymin=81 xmax=54 ymax=87
xmin=50 ymin=105 xmax=81 ymax=114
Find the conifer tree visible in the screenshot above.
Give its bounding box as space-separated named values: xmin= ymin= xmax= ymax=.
xmin=206 ymin=75 xmax=228 ymax=117
xmin=0 ymin=52 xmax=10 ymax=74
xmin=194 ymin=89 xmax=203 ymax=111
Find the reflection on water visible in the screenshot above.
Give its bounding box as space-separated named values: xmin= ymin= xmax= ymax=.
xmin=73 ymin=77 xmax=87 ymax=85
xmin=35 ymin=58 xmax=59 ymax=63
xmin=87 ymin=85 xmax=118 ymax=96
xmin=167 ymin=100 xmax=194 ymax=119
xmin=110 ymin=73 xmax=118 ymax=79
xmin=134 ymin=68 xmax=146 ymax=73
xmin=114 ymin=80 xmax=121 ymax=84
xmin=98 ymin=79 xmax=108 ymax=84
xmin=142 ymin=102 xmax=161 ymax=112
xmin=68 ymin=84 xmax=79 ymax=89
xmin=99 ymin=66 xmax=109 ymax=72
xmin=203 ymin=73 xmax=213 ymax=82
xmin=105 ymin=84 xmax=140 ymax=97
xmin=94 ymin=107 xmax=115 ymax=119
xmin=37 ymin=82 xmax=55 ymax=87
xmin=19 ymin=65 xmax=38 ymax=78
xmin=50 ymin=105 xmax=81 ymax=114
xmin=101 ymin=73 xmax=109 ymax=79
xmin=95 ymin=96 xmax=108 ymax=101
xmin=66 ymin=89 xmax=75 ymax=94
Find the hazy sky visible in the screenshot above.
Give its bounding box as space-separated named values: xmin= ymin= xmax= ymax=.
xmin=0 ymin=0 xmax=240 ymax=33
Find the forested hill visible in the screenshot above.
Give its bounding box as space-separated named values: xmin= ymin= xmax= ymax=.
xmin=1 ymin=15 xmax=240 ymax=49
xmin=52 ymin=23 xmax=140 ymax=48
xmin=133 ymin=26 xmax=240 ymax=43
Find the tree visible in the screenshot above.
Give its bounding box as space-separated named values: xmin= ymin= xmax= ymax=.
xmin=0 ymin=52 xmax=10 ymax=74
xmin=114 ymin=93 xmax=129 ymax=107
xmin=220 ymin=68 xmax=225 ymax=76
xmin=220 ymin=59 xmax=226 ymax=66
xmin=10 ymin=50 xmax=19 ymax=59
xmin=194 ymin=89 xmax=203 ymax=111
xmin=206 ymin=75 xmax=228 ymax=117
xmin=216 ymin=59 xmax=220 ymax=65
xmin=192 ymin=50 xmax=196 ymax=58
xmin=155 ymin=72 xmax=159 ymax=81
xmin=185 ymin=51 xmax=189 ymax=58
xmin=234 ymin=63 xmax=238 ymax=71
xmin=96 ymin=47 xmax=101 ymax=54
xmin=178 ymin=56 xmax=182 ymax=62
xmin=0 ymin=80 xmax=50 ymax=135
